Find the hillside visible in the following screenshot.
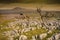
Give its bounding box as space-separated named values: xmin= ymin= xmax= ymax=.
xmin=0 ymin=7 xmax=60 ymax=40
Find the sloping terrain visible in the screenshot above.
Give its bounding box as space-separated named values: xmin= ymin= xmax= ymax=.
xmin=0 ymin=7 xmax=60 ymax=40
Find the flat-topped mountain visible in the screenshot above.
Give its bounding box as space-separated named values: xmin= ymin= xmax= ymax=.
xmin=0 ymin=7 xmax=35 ymax=14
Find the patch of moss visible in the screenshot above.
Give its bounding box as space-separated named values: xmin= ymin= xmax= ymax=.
xmin=22 ymin=28 xmax=48 ymax=39
xmin=43 ymin=29 xmax=60 ymax=40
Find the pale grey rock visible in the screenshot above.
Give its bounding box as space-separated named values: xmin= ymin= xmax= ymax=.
xmin=39 ymin=33 xmax=47 ymax=40
xmin=19 ymin=35 xmax=27 ymax=40
xmin=55 ymin=33 xmax=60 ymax=40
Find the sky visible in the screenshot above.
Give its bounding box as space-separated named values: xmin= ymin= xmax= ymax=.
xmin=0 ymin=0 xmax=60 ymax=4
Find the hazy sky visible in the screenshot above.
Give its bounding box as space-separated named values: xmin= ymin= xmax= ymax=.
xmin=0 ymin=0 xmax=60 ymax=4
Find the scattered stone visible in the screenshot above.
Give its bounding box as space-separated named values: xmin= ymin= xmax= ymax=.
xmin=39 ymin=33 xmax=47 ymax=40
xmin=19 ymin=35 xmax=27 ymax=40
